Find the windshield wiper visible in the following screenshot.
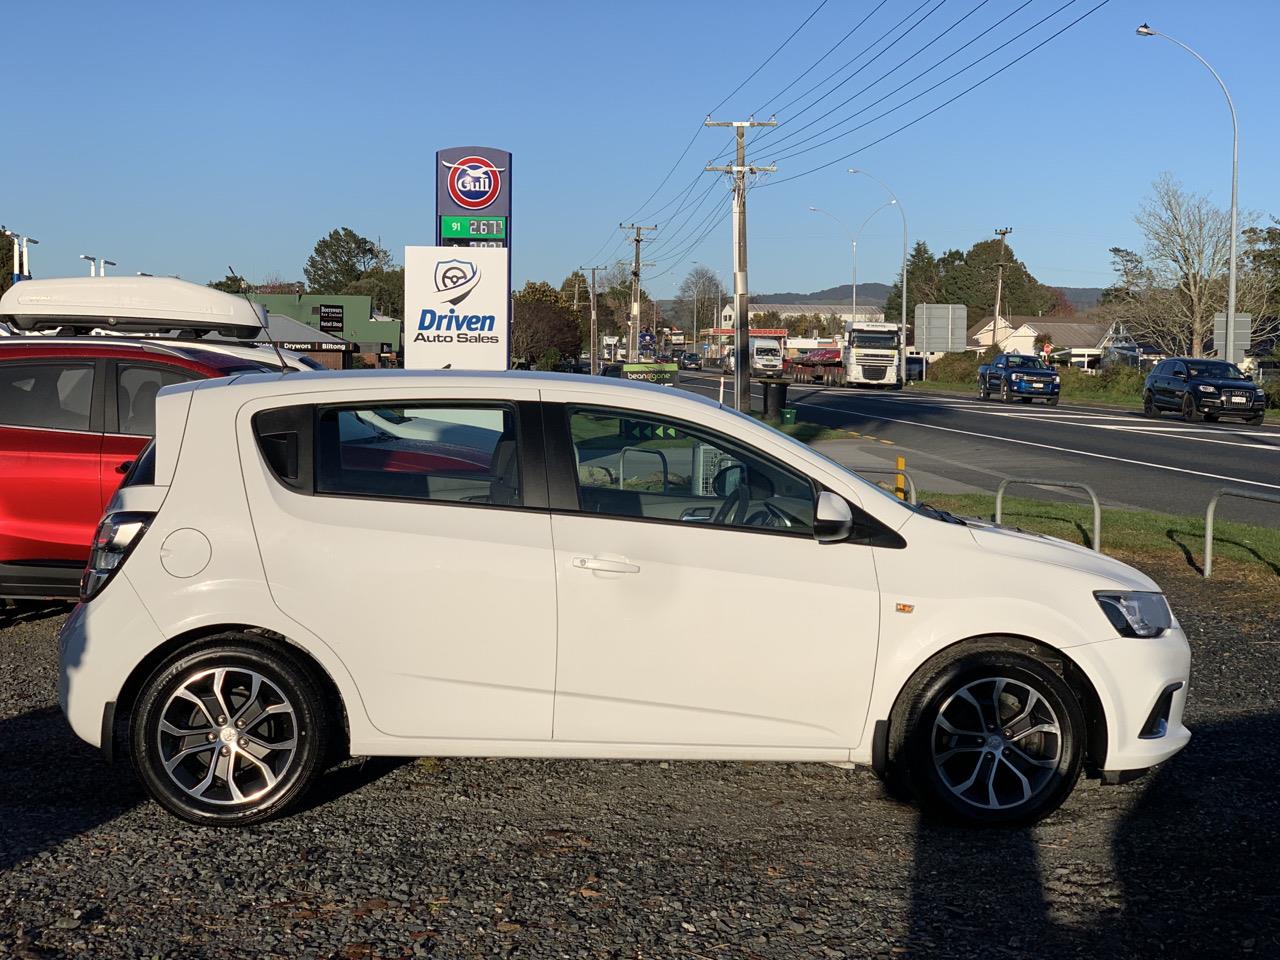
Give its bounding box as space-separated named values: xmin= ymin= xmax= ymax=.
xmin=917 ymin=502 xmax=968 ymax=525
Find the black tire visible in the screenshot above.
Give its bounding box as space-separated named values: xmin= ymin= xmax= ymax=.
xmin=1142 ymin=391 xmax=1158 ymax=418
xmin=889 ymin=649 xmax=1085 ymax=827
xmin=978 ymin=381 xmax=989 ymax=401
xmin=1045 ymin=396 xmax=1059 ymax=407
xmin=1001 ymin=382 xmax=1014 ymax=404
xmin=1182 ymin=394 xmax=1203 ymax=423
xmin=1021 ymin=397 xmax=1033 ymax=404
xmin=1246 ymin=413 xmax=1264 ymax=425
xmin=131 ymin=638 xmax=331 ymax=826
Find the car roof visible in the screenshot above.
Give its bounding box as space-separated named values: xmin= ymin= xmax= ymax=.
xmin=171 ymin=368 xmax=724 ymax=408
xmin=0 ymin=336 xmax=277 ymax=374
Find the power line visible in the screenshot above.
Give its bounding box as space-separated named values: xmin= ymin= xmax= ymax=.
xmin=763 ymin=0 xmax=1112 ymax=185
xmin=759 ymin=0 xmax=1001 ymax=159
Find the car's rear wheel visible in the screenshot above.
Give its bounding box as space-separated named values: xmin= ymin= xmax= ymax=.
xmin=1182 ymin=394 xmax=1203 ymax=423
xmin=1246 ymin=412 xmax=1264 ymax=425
xmin=1046 ymin=396 xmax=1059 ymax=407
xmin=891 ymin=650 xmax=1085 ymax=826
xmin=131 ymin=639 xmax=331 ymax=826
xmin=1142 ymin=391 xmax=1158 ymax=418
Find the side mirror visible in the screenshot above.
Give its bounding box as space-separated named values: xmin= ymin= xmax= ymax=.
xmin=814 ymin=491 xmax=853 ymax=544
xmin=1174 ymin=370 xmax=1187 ymax=379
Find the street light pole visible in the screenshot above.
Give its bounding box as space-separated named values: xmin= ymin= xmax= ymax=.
xmin=849 ymin=169 xmax=908 ymax=384
xmin=810 ymin=201 xmax=896 ymax=338
xmin=79 ymin=254 xmax=97 ymax=277
xmin=1137 ymin=23 xmax=1240 ymax=362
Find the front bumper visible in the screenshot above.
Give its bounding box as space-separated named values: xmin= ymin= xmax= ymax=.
xmin=1011 ymin=378 xmax=1060 ymax=396
xmin=1195 ymin=394 xmax=1265 ymax=414
xmin=1068 ymin=626 xmax=1192 ymax=774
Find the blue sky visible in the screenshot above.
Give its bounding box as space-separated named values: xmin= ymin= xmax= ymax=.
xmin=5 ymin=0 xmax=1277 ymax=300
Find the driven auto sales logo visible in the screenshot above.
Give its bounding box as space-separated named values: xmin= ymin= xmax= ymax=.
xmin=415 ymin=259 xmax=498 ymax=345
xmin=441 ymin=156 xmax=504 ymax=210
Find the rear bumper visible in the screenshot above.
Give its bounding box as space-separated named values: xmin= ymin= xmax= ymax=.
xmin=1069 ymin=627 xmax=1192 ymax=774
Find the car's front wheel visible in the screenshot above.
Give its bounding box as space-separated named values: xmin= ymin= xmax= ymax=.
xmin=131 ymin=638 xmax=331 ymax=826
xmin=1182 ymin=394 xmax=1203 ymax=423
xmin=891 ymin=649 xmax=1085 ymax=826
xmin=1143 ymin=391 xmax=1158 ymax=418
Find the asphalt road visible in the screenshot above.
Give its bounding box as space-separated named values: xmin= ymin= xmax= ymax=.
xmin=677 ymin=374 xmax=1280 ymax=524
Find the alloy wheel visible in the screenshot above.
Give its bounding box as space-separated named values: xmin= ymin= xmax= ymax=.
xmin=930 ymin=677 xmax=1062 ymax=811
xmin=156 ymin=667 xmax=299 ymax=805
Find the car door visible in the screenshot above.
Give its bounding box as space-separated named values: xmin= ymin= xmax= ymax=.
xmin=989 ymin=357 xmax=1006 ymax=392
xmin=0 ymin=359 xmax=103 ymax=565
xmin=244 ymin=392 xmax=558 ymax=742
xmin=101 ymin=360 xmax=197 ymax=506
xmin=546 ymin=402 xmax=881 ymax=750
xmin=1167 ymin=360 xmax=1188 ymax=408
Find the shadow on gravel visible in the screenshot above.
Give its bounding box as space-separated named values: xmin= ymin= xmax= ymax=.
xmin=0 ymin=600 xmax=71 ymax=627
xmin=907 ymin=713 xmax=1280 ymax=958
xmin=1164 ymin=528 xmax=1280 ymax=578
xmin=0 ymin=707 xmax=143 ymax=873
xmin=0 ymin=708 xmax=413 ymax=872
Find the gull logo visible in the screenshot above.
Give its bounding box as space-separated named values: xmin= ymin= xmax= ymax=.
xmin=441 ymin=155 xmax=505 ymax=209
xmin=434 ymin=259 xmax=480 ymax=304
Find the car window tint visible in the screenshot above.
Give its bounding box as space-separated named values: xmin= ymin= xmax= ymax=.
xmin=117 ymin=365 xmax=194 ymax=436
xmin=567 ymin=407 xmax=814 ymax=535
xmin=315 ymin=404 xmax=521 ymax=507
xmin=0 ymin=363 xmax=94 ymax=431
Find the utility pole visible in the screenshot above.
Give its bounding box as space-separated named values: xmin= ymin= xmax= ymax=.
xmin=580 ymin=264 xmax=608 ymax=374
xmin=620 ymin=223 xmax=656 ymax=360
xmin=992 ymin=227 xmax=1013 ymax=348
xmin=706 ymin=116 xmax=776 ymax=412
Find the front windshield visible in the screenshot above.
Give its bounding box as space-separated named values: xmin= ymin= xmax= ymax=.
xmin=850 ymin=332 xmax=899 ymax=349
xmin=1187 ymin=361 xmax=1247 ymax=380
xmin=755 ymin=347 xmax=781 ymax=358
xmin=1007 ymin=356 xmax=1049 ymax=369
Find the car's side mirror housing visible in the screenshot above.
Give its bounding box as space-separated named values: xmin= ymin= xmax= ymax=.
xmin=814 ymin=491 xmax=853 ymax=543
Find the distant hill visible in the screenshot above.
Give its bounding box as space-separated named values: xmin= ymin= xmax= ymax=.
xmin=1056 ymin=287 xmax=1105 ymax=311
xmin=754 ymin=283 xmax=890 ymax=307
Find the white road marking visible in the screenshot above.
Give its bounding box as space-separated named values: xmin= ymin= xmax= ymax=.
xmin=790 ymin=398 xmax=1280 ymax=492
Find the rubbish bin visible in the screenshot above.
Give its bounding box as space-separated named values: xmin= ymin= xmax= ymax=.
xmin=780 ymin=407 xmax=797 ymax=425
xmin=763 ymin=380 xmax=790 ymax=422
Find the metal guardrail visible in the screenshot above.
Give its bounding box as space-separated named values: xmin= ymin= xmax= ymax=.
xmin=619 ymin=447 xmax=669 ymax=495
xmin=856 ymin=467 xmax=918 ymax=505
xmin=1204 ymin=487 xmax=1280 ymax=578
xmin=995 ymin=478 xmax=1102 ymax=552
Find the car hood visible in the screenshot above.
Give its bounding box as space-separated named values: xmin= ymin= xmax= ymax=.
xmin=1008 ymin=368 xmax=1056 ymax=377
xmin=965 ymin=520 xmax=1159 ymax=592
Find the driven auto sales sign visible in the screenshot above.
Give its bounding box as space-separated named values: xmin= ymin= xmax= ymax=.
xmin=403 ymin=246 xmax=510 ymax=371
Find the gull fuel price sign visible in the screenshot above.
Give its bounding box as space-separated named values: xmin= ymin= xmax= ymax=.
xmin=436 ymin=147 xmax=511 ymax=251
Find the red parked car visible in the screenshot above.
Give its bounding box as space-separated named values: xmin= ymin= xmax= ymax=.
xmin=0 ymin=338 xmax=276 ymax=599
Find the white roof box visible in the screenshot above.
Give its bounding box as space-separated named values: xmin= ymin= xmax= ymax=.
xmin=0 ymin=276 xmax=266 ymax=339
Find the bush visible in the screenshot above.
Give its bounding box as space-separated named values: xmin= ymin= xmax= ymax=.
xmin=926 ymin=346 xmax=996 ymax=384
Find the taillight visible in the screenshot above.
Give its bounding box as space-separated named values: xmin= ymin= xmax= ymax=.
xmin=81 ymin=511 xmax=153 ymax=602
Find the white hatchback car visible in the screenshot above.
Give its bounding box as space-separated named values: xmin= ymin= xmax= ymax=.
xmin=58 ymin=371 xmax=1190 ymax=826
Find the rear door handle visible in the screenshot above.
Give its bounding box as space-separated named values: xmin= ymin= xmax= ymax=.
xmin=572 ymin=556 xmax=640 ymax=574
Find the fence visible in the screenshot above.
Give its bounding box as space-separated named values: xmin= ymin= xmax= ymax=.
xmin=1203 ymin=487 xmax=1280 ymax=578
xmin=995 ymin=479 xmax=1102 ymax=552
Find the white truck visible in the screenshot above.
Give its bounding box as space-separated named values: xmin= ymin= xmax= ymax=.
xmin=844 ymin=320 xmax=902 ymax=388
xmin=749 ymin=337 xmax=784 ymax=376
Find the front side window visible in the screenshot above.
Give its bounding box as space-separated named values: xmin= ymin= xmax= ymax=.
xmin=316 ymin=404 xmax=521 ymax=506
xmin=567 ymin=407 xmax=814 ymax=534
xmin=0 ymin=362 xmax=94 ymax=431
xmin=116 ymin=364 xmax=194 ymax=436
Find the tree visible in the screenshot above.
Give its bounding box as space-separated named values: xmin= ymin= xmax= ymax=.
xmin=1099 ymin=174 xmax=1265 ymax=357
xmin=343 ymin=267 xmax=405 ymax=318
xmin=510 ymin=281 xmax=582 ymax=367
xmin=207 ymin=273 xmax=247 ymax=293
xmin=2 ymin=242 xmax=16 ymax=296
xmin=304 ymin=228 xmax=391 ymax=294
xmin=884 ymin=241 xmax=942 ymax=341
xmin=598 ymin=262 xmax=647 ymax=339
xmin=673 ymin=265 xmax=726 ymax=340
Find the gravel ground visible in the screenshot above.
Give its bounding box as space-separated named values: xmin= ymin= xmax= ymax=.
xmin=2 ymin=562 xmax=1277 ymax=960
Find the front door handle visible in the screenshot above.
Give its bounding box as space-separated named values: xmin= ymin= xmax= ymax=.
xmin=572 ymin=556 xmax=640 ymax=574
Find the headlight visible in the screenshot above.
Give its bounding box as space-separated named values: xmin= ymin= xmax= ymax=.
xmin=1011 ymin=372 xmax=1024 ymax=381
xmin=1094 ymin=591 xmax=1172 ymax=638
xmin=81 ymin=511 xmax=153 ymax=602
xmin=1197 ymin=384 xmax=1217 ymax=393
xmin=1053 ymin=375 xmax=1060 ymax=383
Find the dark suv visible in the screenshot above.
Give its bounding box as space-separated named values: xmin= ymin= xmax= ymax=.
xmin=0 ymin=339 xmax=275 ymax=599
xmin=1143 ymin=357 xmax=1267 ymax=424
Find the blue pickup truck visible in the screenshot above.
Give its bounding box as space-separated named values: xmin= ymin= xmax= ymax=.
xmin=978 ymin=353 xmax=1060 ymax=405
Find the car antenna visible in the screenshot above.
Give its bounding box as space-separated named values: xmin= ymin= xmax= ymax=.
xmin=230 ymin=266 xmax=290 ymax=374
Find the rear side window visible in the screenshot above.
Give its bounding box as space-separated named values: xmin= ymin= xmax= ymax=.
xmin=315 ymin=404 xmax=522 ymax=507
xmin=116 ymin=364 xmax=195 ymax=436
xmin=0 ymin=362 xmax=95 ymax=431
